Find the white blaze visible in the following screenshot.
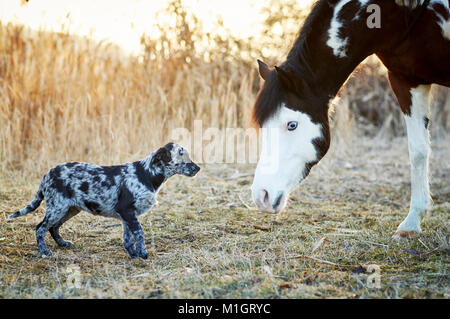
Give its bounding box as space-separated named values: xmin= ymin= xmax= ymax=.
xmin=251 ymin=105 xmax=323 ymax=213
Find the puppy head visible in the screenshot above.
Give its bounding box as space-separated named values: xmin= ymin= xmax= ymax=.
xmin=153 ymin=143 xmax=200 ymax=177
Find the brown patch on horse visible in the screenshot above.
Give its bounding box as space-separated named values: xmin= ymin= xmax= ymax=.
xmin=387 ymin=71 xmax=418 ymax=115
xmin=377 ymin=1 xmax=450 ymax=88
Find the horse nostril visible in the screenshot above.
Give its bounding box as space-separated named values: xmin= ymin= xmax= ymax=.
xmin=261 ymin=189 xmax=270 ymax=206
xmin=273 ymin=191 xmax=284 ymax=209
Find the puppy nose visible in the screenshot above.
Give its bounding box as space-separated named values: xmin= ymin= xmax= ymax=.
xmin=189 ymin=163 xmax=200 ymax=175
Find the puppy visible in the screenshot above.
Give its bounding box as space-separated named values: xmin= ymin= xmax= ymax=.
xmin=9 ymin=143 xmax=200 ymax=259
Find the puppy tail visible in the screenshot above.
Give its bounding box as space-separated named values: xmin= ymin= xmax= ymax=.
xmin=8 ymin=187 xmax=44 ymax=220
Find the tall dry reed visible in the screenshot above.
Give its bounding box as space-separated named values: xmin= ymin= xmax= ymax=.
xmin=0 ymin=21 xmax=256 ymax=175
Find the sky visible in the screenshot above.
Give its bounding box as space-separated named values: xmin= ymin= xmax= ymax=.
xmin=0 ymin=0 xmax=271 ymax=55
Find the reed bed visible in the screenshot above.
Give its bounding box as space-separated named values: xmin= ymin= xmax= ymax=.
xmin=0 ymin=22 xmax=256 ymax=175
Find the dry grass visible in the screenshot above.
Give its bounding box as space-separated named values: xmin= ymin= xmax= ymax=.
xmin=0 ymin=136 xmax=448 ymax=298
xmin=0 ymin=0 xmax=448 ymax=299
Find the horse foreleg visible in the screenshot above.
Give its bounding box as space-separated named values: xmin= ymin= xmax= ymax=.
xmin=397 ymin=85 xmax=432 ymax=239
xmin=388 ymin=73 xmax=432 ymax=239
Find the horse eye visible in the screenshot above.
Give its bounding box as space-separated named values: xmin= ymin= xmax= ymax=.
xmin=287 ymin=121 xmax=298 ymax=131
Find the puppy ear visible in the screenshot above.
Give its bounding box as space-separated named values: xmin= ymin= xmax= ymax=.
xmin=164 ymin=142 xmax=175 ymax=151
xmin=152 ymin=148 xmax=171 ymax=165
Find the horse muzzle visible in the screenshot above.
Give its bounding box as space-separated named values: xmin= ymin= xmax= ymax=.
xmin=252 ymin=187 xmax=287 ymax=214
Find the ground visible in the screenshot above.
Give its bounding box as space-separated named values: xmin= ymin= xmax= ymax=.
xmin=0 ymin=135 xmax=448 ymax=298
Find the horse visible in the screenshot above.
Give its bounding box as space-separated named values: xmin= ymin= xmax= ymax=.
xmin=251 ymin=0 xmax=450 ymax=239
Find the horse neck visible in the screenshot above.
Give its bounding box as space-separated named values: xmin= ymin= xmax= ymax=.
xmin=283 ymin=0 xmax=409 ymax=102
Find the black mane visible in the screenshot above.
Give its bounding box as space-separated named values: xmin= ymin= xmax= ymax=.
xmin=282 ymin=0 xmax=329 ymax=81
xmin=252 ymin=0 xmax=330 ymax=126
xmin=252 ymin=70 xmax=285 ymax=127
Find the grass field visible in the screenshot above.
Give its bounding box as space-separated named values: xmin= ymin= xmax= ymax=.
xmin=0 ymin=1 xmax=449 ymax=299
xmin=1 ymin=135 xmax=448 ymax=298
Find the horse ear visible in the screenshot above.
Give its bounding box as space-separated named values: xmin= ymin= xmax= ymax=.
xmin=257 ymin=59 xmax=270 ymax=80
xmin=274 ymin=66 xmax=298 ymax=92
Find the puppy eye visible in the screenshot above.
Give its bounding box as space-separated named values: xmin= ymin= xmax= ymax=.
xmin=179 ymin=149 xmax=184 ymax=156
xmin=287 ymin=121 xmax=298 ymax=131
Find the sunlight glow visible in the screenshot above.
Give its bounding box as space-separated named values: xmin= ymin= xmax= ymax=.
xmin=0 ymin=0 xmax=289 ymax=55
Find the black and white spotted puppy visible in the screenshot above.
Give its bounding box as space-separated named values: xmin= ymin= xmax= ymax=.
xmin=8 ymin=143 xmax=200 ymax=259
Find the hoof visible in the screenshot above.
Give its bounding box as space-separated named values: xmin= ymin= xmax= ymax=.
xmin=392 ymin=230 xmax=420 ymax=240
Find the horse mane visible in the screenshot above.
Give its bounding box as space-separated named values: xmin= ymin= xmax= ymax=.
xmin=282 ymin=0 xmax=327 ymax=81
xmin=252 ymin=0 xmax=328 ymax=127
xmin=252 ymin=71 xmax=284 ymax=127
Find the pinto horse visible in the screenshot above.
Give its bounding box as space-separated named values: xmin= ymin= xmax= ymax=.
xmin=251 ymin=0 xmax=450 ymax=239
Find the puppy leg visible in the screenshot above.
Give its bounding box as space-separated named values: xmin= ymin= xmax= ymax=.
xmin=120 ymin=212 xmax=148 ymax=259
xmin=36 ymin=204 xmax=68 ymax=256
xmin=122 ymin=222 xmax=137 ymax=258
xmin=49 ymin=207 xmax=80 ymax=247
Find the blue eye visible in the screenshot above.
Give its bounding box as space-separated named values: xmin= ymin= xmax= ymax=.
xmin=287 ymin=121 xmax=298 ymax=131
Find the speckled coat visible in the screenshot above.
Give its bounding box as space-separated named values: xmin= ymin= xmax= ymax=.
xmin=9 ymin=143 xmax=200 ymax=259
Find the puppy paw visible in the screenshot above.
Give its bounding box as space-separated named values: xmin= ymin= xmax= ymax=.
xmin=59 ymin=241 xmax=73 ymax=248
xmin=39 ymin=249 xmax=53 ymax=257
xmin=138 ymin=251 xmax=149 ymax=260
xmin=128 ymin=251 xmax=138 ymax=259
